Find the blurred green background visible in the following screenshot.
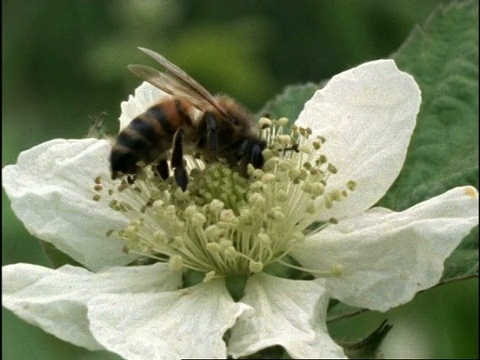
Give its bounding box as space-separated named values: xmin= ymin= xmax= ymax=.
xmin=2 ymin=1 xmax=477 ymax=359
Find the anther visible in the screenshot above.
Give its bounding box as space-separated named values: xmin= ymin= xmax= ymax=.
xmin=169 ymin=255 xmax=183 ymax=271
xmin=347 ymin=180 xmax=357 ymax=191
xmin=331 ymin=264 xmax=344 ymax=277
xmin=327 ymin=163 xmax=338 ymax=174
xmin=276 ymin=117 xmax=289 ymax=126
xmin=259 ymin=117 xmax=273 ymax=129
xmin=249 ymin=260 xmax=264 ymax=273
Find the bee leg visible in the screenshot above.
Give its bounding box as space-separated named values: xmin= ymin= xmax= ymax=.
xmin=174 ymin=166 xmax=188 ymax=192
xmin=171 ymin=128 xmax=188 ymax=191
xmin=236 ymin=140 xmax=249 ymax=163
xmin=155 ymin=160 xmax=170 ymax=180
xmin=236 ymin=139 xmax=265 ymax=175
xmin=250 ymin=142 xmax=265 ymax=169
xmin=204 ymin=112 xmax=218 ymax=151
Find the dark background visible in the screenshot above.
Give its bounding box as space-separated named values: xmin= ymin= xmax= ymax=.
xmin=3 ymin=1 xmax=477 ymax=358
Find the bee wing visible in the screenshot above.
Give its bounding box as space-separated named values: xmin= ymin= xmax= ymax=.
xmin=128 ymin=64 xmax=205 ymax=104
xmin=129 ymin=47 xmax=228 ymax=116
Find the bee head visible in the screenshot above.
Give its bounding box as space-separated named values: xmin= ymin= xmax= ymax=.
xmin=109 ymin=149 xmax=141 ymax=179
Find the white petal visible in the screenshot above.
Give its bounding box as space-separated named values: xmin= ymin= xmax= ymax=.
xmin=88 ymin=279 xmax=252 ymax=360
xmin=119 ymin=82 xmax=171 ymax=130
xmin=2 ymin=138 xmax=138 ymax=270
xmin=2 ymin=262 xmax=181 ymax=350
xmin=229 ymin=273 xmax=346 ymax=359
xmin=293 ymin=186 xmax=479 ymax=312
xmin=296 ymin=60 xmax=421 ymax=220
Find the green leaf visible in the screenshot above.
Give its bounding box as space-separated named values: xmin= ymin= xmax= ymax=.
xmin=381 ymin=0 xmax=478 ymax=210
xmin=256 ymin=83 xmax=319 ymax=123
xmin=379 ymin=0 xmax=479 ymax=280
xmin=442 ymin=226 xmax=478 ymax=281
xmin=327 ymin=299 xmax=366 ymax=323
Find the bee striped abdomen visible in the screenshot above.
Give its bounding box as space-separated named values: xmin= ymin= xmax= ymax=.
xmin=145 ymin=105 xmax=175 ymax=135
xmin=121 ymin=122 xmax=152 ymax=148
xmin=127 ymin=118 xmax=158 ymax=144
xmin=110 ymin=99 xmax=193 ymax=178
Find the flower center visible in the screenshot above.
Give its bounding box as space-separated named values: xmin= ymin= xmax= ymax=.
xmin=93 ymin=118 xmax=356 ymax=278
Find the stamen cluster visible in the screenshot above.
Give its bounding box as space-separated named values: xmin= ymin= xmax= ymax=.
xmin=93 ymin=118 xmax=356 ymax=278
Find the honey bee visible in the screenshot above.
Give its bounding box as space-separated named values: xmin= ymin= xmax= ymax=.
xmin=110 ymin=47 xmax=266 ymax=191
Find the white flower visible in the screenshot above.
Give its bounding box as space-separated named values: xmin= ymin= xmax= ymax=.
xmin=2 ymin=60 xmax=478 ymax=359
